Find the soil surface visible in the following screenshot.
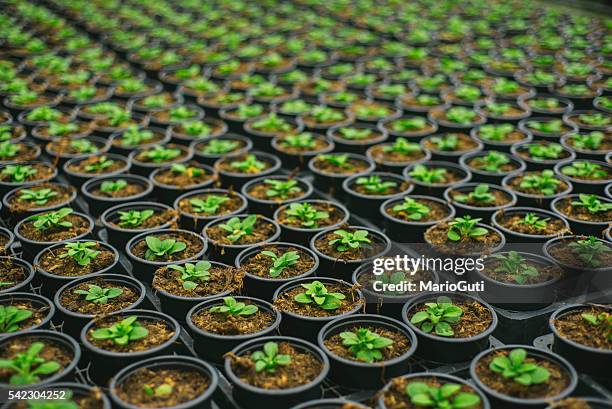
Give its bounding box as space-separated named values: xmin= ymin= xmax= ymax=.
xmin=382 ymin=376 xmax=484 ymax=409
xmin=424 ymin=223 xmax=502 ymax=255
xmin=19 ymin=213 xmax=90 ymax=243
xmin=38 ymin=242 xmax=115 ymax=276
xmin=311 ymin=157 xmax=371 ymax=175
xmin=178 ymin=192 xmax=244 ymax=217
xmin=241 ymin=245 xmax=315 ymax=279
xmin=554 ymin=197 xmax=612 ymax=223
xmin=553 ymin=306 xmax=612 ymax=350
xmin=0 ymin=163 xmax=54 ymax=183
xmin=547 ymin=398 xmax=596 ymax=409
xmin=275 ymin=283 xmax=363 ymax=317
xmin=369 ymin=144 xmax=427 ymax=163
xmin=191 ymin=302 xmax=275 ymax=335
xmin=206 ymin=217 xmax=277 ymax=246
xmin=408 ymin=300 xmax=493 ymax=338
xmin=314 ymin=229 xmax=387 ymax=261
xmin=8 ymin=183 xmax=74 ymax=212
xmin=0 ymin=300 xmax=48 ymax=332
xmin=497 ymin=213 xmax=569 ymax=236
xmin=324 ymin=326 xmax=411 ymax=362
xmin=277 ymin=202 xmax=346 ymax=229
xmin=0 ymin=338 xmax=74 ymax=383
xmin=385 ymin=198 xmax=450 ymax=223
xmin=87 ymin=315 xmax=175 ymax=353
xmin=152 ymin=264 xmax=243 ymax=298
xmin=59 ymin=278 xmax=140 ymax=315
xmin=0 ymin=259 xmax=28 ymax=291
xmin=481 ymin=258 xmax=563 ymax=285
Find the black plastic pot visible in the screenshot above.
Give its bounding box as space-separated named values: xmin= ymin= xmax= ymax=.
xmin=554 ymin=159 xmax=612 ymax=196
xmin=443 ymin=183 xmax=517 ymax=220
xmin=0 ymin=226 xmax=14 ymax=254
xmin=81 ymin=174 xmax=153 ymax=218
xmin=544 ymin=398 xmax=612 ymax=409
xmin=0 ymin=292 xmax=54 ymax=333
xmin=150 ymin=163 xmax=217 ymax=206
xmin=125 ymin=229 xmax=208 ymax=282
xmin=236 ymin=242 xmax=319 ymax=300
xmin=242 ymin=175 xmax=314 ymax=217
xmin=153 ymin=260 xmax=239 ymax=322
xmin=191 ymin=133 xmax=253 ymax=166
xmin=109 ymin=355 xmax=218 ymax=409
xmin=470 ymin=345 xmax=577 ymax=409
xmin=550 ymin=304 xmax=612 ymax=379
xmin=224 ymin=336 xmax=329 ymax=409
xmin=327 ymin=122 xmax=389 ymax=154
xmin=54 ymin=274 xmax=145 ymax=338
xmin=0 ymin=256 xmax=34 ymax=295
xmin=14 ymin=210 xmax=94 ymax=262
xmin=402 ymin=292 xmax=498 ymax=362
xmin=3 ymin=183 xmax=77 ymax=224
xmin=0 ymin=161 xmax=57 ymax=196
xmin=100 ymin=201 xmax=179 ymax=251
xmin=310 ymin=226 xmax=392 ymax=282
xmin=273 ymin=199 xmax=350 ymax=246
xmin=403 ymin=160 xmax=472 ymax=196
xmin=62 ymin=153 xmax=131 ymax=188
xmin=128 ymin=143 xmax=193 ymax=176
xmin=380 ymin=194 xmax=456 ymax=242
xmin=33 ymin=239 xmax=119 ymax=297
xmin=215 ymin=151 xmax=282 ymax=190
xmin=203 ymin=214 xmax=281 ymax=264
xmin=0 ymin=330 xmax=81 ymax=387
xmin=378 ymin=372 xmax=491 ymax=409
xmin=492 ymin=207 xmax=571 ymax=243
xmin=317 ymin=314 xmax=417 ymax=389
xmin=308 ymin=152 xmax=376 ymax=194
xmin=342 ymin=172 xmax=414 ymax=218
xmin=460 ymin=151 xmax=527 ymax=185
xmin=290 ymin=399 xmax=369 ymax=409
xmin=273 ymin=277 xmax=363 ymax=343
xmin=502 ymin=172 xmax=573 ymax=208
xmin=187 ymin=296 xmax=281 ymax=363
xmin=551 ymin=194 xmax=612 ymax=237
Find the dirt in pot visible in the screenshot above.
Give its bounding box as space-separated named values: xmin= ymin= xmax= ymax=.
xmin=216 ymin=154 xmax=273 ymax=175
xmin=553 ymin=306 xmax=612 ymax=350
xmin=115 ymin=366 xmax=210 ymax=408
xmin=38 ymin=242 xmax=115 ymax=277
xmin=314 ymin=229 xmax=387 ymax=261
xmin=369 ymin=143 xmax=427 ymax=163
xmin=66 ymin=155 xmax=127 ymax=175
xmin=547 ymin=398 xmax=596 ymax=409
xmin=382 ymin=376 xmax=485 ymax=409
xmin=0 ymin=143 xmax=38 ymax=162
xmin=275 ymin=282 xmax=362 ymax=318
xmin=276 ymin=134 xmax=331 ymax=155
xmin=131 ymin=232 xmax=203 ymax=262
xmin=277 ymin=202 xmax=346 ymax=229
xmin=481 ymin=254 xmax=564 ymax=285
xmin=178 ymin=192 xmax=244 ymax=218
xmin=555 ymin=197 xmax=612 ymax=223
xmin=86 ymin=315 xmax=175 ymax=353
xmin=0 ymin=300 xmax=48 ymax=332
xmin=18 ymin=213 xmax=90 ymax=243
xmin=311 ymin=155 xmax=371 ymax=175
xmin=152 ymin=263 xmax=243 ymax=298
xmin=548 ymin=238 xmax=612 ymax=269
xmin=422 ymin=133 xmax=479 ymax=153
xmin=507 ymin=172 xmax=569 ymax=196
xmin=46 ymin=138 xmax=102 ymax=156
xmin=0 ymin=163 xmax=54 ymax=183
xmin=385 ymin=198 xmax=450 ymax=222
xmin=8 ymin=183 xmax=74 ymax=212
xmin=191 ymin=300 xmax=275 ymax=335
xmin=246 ymin=180 xmax=307 ymax=203
xmin=408 ymin=299 xmax=493 ymax=338
xmin=425 ymin=222 xmax=502 ymax=255
xmin=0 ymin=259 xmax=28 ymax=292
xmin=197 ymin=138 xmax=247 ymax=155
xmin=350 ymin=177 xmax=411 ymax=196
xmin=474 ymin=349 xmax=570 ymax=399
xmin=59 ymin=277 xmax=140 ymax=315
xmin=110 ymin=208 xmax=177 ymax=230
xmin=467 ymin=155 xmax=521 ymax=173
xmin=90 ymin=180 xmax=146 ymax=199
xmin=0 ymin=338 xmax=74 ymax=383
xmin=241 ymin=245 xmax=315 ymax=279
xmin=206 ymin=217 xmax=276 ymax=246
xmin=324 ymin=325 xmax=411 ymax=362
xmin=0 ymin=235 xmax=10 ymax=253
xmin=449 ymin=188 xmax=513 ymax=208
xmin=134 ymin=145 xmax=189 ymax=164
xmin=497 ymin=213 xmax=569 ymax=236
xmin=153 ymin=162 xmax=214 ymax=188
xmin=227 ymin=341 xmax=323 ymax=389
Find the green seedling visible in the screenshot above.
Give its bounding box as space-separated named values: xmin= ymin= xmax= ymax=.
xmin=383 ymin=137 xmax=421 ymax=155
xmin=339 ymin=328 xmax=394 ymax=363
xmin=261 ymin=250 xmax=300 ymax=278
xmin=218 ymin=215 xmax=257 ymax=242
xmin=329 ymin=229 xmax=371 ymax=252
xmin=0 ymin=305 xmax=33 ymax=333
xmin=527 ymin=143 xmax=563 ymax=160
xmin=59 ymin=241 xmax=100 ymax=266
xmin=490 ymin=348 xmax=550 ymax=386
xmin=0 ymin=342 xmax=61 ymax=385
xmin=561 ymin=161 xmax=608 ymax=179
xmin=392 ymin=197 xmax=430 ymax=220
xmin=2 ymin=165 xmax=37 ymax=183
xmin=491 ymin=251 xmax=540 ymax=284
xmin=91 ymin=316 xmax=148 ymax=346
xmin=280 ymin=133 xmax=316 ymax=149
xmin=519 ymin=170 xmax=561 ymax=196
xmin=338 ymin=127 xmax=373 ymax=140
xmin=210 ymin=296 xmax=258 ymax=316
xmin=264 ymin=179 xmax=301 ymax=200
xmin=284 ymin=202 xmax=329 ymax=228
xmin=405 ymin=381 xmax=481 ymax=408
xmin=517 ymin=213 xmax=549 ymax=231
xmin=144 ymin=146 xmax=182 ymax=163
xmin=581 ymin=312 xmax=612 ymax=341
xmin=454 ymin=184 xmax=495 ymax=204
xmin=118 ymin=209 xmax=154 ymax=228
xmin=294 ymin=280 xmax=345 ymax=310
xmin=478 ymin=124 xmax=514 ymax=141
xmin=568 ymin=236 xmax=611 ymax=267
xmin=144 ymin=236 xmax=186 ymax=260
xmin=84 ymin=156 xmax=115 ymax=173
xmin=429 ymin=134 xmax=458 ymax=151
xmin=571 ymin=131 xmax=605 ymax=151
xmin=409 ymin=165 xmax=447 ymax=184
xmin=189 ymin=195 xmax=229 ymax=214
xmin=100 ymin=179 xmax=127 ymax=194
xmin=202 ymin=139 xmax=239 ymax=154
xmin=410 ymin=296 xmax=463 ymax=337
xmin=571 ymin=194 xmax=612 ymax=214
xmin=18 ymin=188 xmax=57 ymax=206
xmin=251 ymin=342 xmax=291 ymax=373
xmin=27 ymin=208 xmax=73 ymax=231
xmin=447 ymin=216 xmax=488 ymax=242
xmin=355 ymin=175 xmax=397 ymax=194
xmin=168 ymin=261 xmax=211 ymax=290
xmin=471 ymin=151 xmax=510 ymax=173
xmin=73 ymin=284 xmax=123 ymax=304
xmin=230 ymin=155 xmax=266 ymax=173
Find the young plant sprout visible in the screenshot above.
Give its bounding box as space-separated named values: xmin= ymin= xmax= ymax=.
xmin=261 ymin=250 xmax=300 ymax=278
xmin=571 ymin=194 xmax=612 ymax=214
xmin=230 ymin=155 xmax=266 ymax=173
xmin=410 ymin=296 xmax=463 ymax=337
xmin=202 ymin=139 xmax=239 ymax=154
xmin=100 ymin=179 xmax=128 ymax=194
xmin=355 ymin=175 xmax=397 ymax=195
xmin=59 ymin=241 xmax=100 ymax=266
xmin=527 ymin=119 xmax=563 ymax=134
xmin=527 ymin=143 xmax=563 ymax=160
xmin=0 ymin=305 xmax=33 ymax=333
xmin=27 ymin=208 xmax=73 ymax=231
xmin=478 ymin=124 xmax=514 ymax=141
xmin=250 ymin=342 xmax=291 ymax=373
xmin=581 ymin=312 xmax=612 ymax=341
xmin=317 ymin=154 xmax=353 ymax=169
xmin=485 ymin=102 xmax=511 ymax=116
xmin=430 ymin=134 xmax=458 ymax=151
xmin=568 ymin=236 xmax=611 ymax=267
xmin=91 ymin=316 xmax=149 ymax=346
xmin=48 ymin=122 xmax=79 ymax=138
xmin=445 ymin=106 xmax=477 ymax=125
xmin=217 ymin=215 xmax=257 ymax=242
xmin=2 ymin=164 xmax=37 ymax=183
xmin=570 ymin=131 xmax=605 ymax=151
xmin=310 ymin=106 xmax=345 ymax=123
xmin=562 ymin=161 xmax=608 ymax=179
xmin=0 ymin=342 xmax=61 ymax=385
xmin=168 ymin=261 xmax=211 ymax=290
xmin=144 ymin=146 xmax=181 ymax=163
xmin=405 ymin=381 xmax=481 ymax=408
xmin=491 ymin=251 xmax=540 ymax=284
xmin=210 ymin=296 xmax=258 ymax=316
xmin=143 ymin=384 xmax=173 ymax=398
xmin=339 ymin=328 xmax=394 ymax=363
xmin=170 ymin=164 xmax=204 ymax=177
xmin=447 ymin=216 xmax=488 ymax=241
xmin=489 ymin=348 xmax=550 ymax=386
xmin=284 ymin=202 xmax=329 ymax=228
xmin=517 ymin=213 xmax=549 ymax=231
xmin=294 ymin=280 xmax=345 ymax=310
xmin=118 ymin=209 xmax=154 ymax=228
xmin=329 ymin=229 xmax=371 ymax=252
xmin=120 ymin=126 xmax=154 ymax=146
xmin=251 ymin=113 xmax=292 ymax=132
xmin=0 ymin=141 xmax=19 ymax=159
xmin=471 ymin=152 xmax=510 ymax=173
xmin=74 ymin=284 xmax=123 ymax=304
xmin=519 ymin=170 xmax=561 ymax=195
xmin=392 ymin=198 xmax=431 ymax=220
xmin=578 ymin=113 xmax=610 ymax=127
xmin=280 ymin=133 xmax=316 ymax=149
xmin=409 ymin=165 xmax=447 ymax=184
xmin=18 ymin=188 xmax=57 ymax=206
xmin=144 ymin=236 xmax=186 ymax=260
xmin=383 ymin=137 xmax=421 ymax=155
xmin=264 ymin=179 xmax=301 ymax=200
xmin=181 ymin=120 xmax=211 ymax=138
xmin=84 ymin=156 xmax=115 ymax=173
xmin=338 ymin=127 xmax=372 ymax=140
xmin=454 ymin=184 xmax=495 ymax=204
xmin=189 ymin=195 xmax=229 ymax=214
xmin=391 ymin=118 xmax=428 ymax=133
